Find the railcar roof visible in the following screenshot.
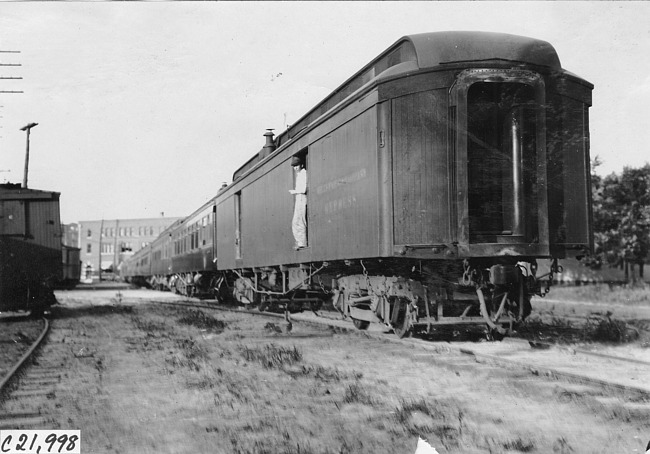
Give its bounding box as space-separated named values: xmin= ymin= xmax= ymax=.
xmin=407 ymin=31 xmax=560 ymax=68
xmin=232 ymin=31 xmax=565 ymax=182
xmin=284 ymin=31 xmax=561 ymax=136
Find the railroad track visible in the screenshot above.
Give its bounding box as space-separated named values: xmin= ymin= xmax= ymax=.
xmin=0 ymin=317 xmax=50 ymax=395
xmin=0 ymin=316 xmax=66 ymax=430
xmin=153 ymin=298 xmax=650 ymax=400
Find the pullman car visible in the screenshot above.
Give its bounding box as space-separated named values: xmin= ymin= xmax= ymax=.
xmin=0 ymin=184 xmax=64 ymax=314
xmin=123 ymin=31 xmax=593 ymax=337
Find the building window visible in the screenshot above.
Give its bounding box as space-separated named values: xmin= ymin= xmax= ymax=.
xmin=86 ymin=243 xmax=92 ymax=254
xmin=87 ymin=229 xmax=92 ymax=238
xmin=101 ymin=244 xmax=114 ymax=254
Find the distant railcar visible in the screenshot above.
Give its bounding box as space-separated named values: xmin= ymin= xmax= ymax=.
xmin=60 ymin=245 xmax=81 ymax=289
xmin=0 ymin=184 xmax=63 ymax=314
xmin=122 ymin=32 xmax=593 ymax=337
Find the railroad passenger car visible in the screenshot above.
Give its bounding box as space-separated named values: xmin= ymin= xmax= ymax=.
xmin=167 ymin=198 xmax=218 ymax=296
xmin=124 ymin=242 xmax=152 ymax=288
xmin=0 ymin=184 xmax=63 ymax=314
xmin=147 ymin=220 xmax=180 ymax=290
xmin=123 ymin=31 xmax=593 ymax=337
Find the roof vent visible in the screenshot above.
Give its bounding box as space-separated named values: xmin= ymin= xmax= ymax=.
xmin=260 ymin=129 xmax=276 ymax=158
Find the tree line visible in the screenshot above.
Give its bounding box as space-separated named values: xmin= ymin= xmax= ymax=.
xmin=588 ymin=158 xmax=650 ymax=282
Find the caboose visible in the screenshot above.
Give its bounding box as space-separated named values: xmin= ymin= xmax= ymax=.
xmin=0 ymin=184 xmax=63 ymax=314
xmin=125 ymin=31 xmax=593 ymax=337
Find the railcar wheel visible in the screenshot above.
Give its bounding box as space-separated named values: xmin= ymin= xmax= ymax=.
xmin=391 ymin=297 xmax=413 ymax=339
xmin=393 ymin=321 xmax=411 ymax=339
xmin=175 ymin=280 xmax=187 ymax=296
xmin=352 ymin=318 xmax=370 ymax=330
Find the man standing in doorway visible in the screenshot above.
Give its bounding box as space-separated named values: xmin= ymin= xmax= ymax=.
xmin=289 ymin=155 xmax=307 ymax=250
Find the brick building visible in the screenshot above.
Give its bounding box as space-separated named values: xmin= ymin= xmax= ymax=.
xmin=78 ymin=216 xmax=182 ymax=279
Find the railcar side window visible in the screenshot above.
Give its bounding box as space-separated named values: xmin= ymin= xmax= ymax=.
xmin=466 ymin=82 xmax=539 ymax=244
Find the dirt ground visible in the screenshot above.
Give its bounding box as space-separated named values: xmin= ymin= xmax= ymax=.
xmin=20 ymin=289 xmax=649 ymax=453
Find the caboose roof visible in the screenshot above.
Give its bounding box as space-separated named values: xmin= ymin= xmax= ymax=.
xmin=0 ymin=184 xmax=60 ymax=201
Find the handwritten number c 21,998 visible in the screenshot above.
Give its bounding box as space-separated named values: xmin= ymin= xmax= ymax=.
xmin=0 ymin=431 xmax=80 ymax=454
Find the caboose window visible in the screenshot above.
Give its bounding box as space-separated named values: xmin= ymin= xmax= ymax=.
xmin=466 ymin=81 xmax=539 ymax=244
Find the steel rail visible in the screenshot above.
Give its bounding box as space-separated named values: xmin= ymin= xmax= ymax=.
xmin=456 ymin=346 xmax=650 ymax=397
xmin=521 ymin=338 xmax=650 ymax=368
xmin=0 ymin=317 xmax=50 ymax=396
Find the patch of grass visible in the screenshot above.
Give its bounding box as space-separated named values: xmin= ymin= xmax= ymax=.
xmin=283 ymin=364 xmax=363 ymax=382
xmin=186 ymin=365 xmax=226 ymax=390
xmin=131 ymin=316 xmax=169 ymax=333
xmin=177 ymin=309 xmax=226 ymax=332
xmin=228 ymin=431 xmax=320 ymax=454
xmin=342 ymin=382 xmax=374 ymax=405
xmin=503 ymin=437 xmax=535 ymax=452
xmin=551 ymin=283 xmax=650 ymax=305
xmin=394 ymin=398 xmax=433 ymax=425
xmin=520 ymin=314 xmax=642 ymax=345
xmin=586 ymin=316 xmax=639 ymax=343
xmin=54 ymin=304 xmax=134 ymax=319
xmin=223 ymin=378 xmax=253 ymax=404
xmin=166 ymin=337 xmax=208 ymax=371
xmin=240 ymin=344 xmax=302 ymax=369
xmin=393 ymin=398 xmax=463 ymax=449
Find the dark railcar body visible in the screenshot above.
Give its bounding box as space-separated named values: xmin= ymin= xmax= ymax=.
xmin=219 ymin=32 xmax=591 ymax=268
xmin=167 ymin=199 xmax=217 ymax=295
xmin=0 ymin=185 xmax=62 ymax=312
xmin=124 ymin=32 xmax=593 ymax=336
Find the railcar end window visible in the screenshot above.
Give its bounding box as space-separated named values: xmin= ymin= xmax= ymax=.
xmin=466 ymin=81 xmax=539 ymax=244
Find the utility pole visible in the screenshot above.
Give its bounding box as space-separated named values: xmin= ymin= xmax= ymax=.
xmin=113 ymin=219 xmax=120 ymax=277
xmin=0 ymin=51 xmax=23 ymax=94
xmin=99 ymin=219 xmax=104 ymax=282
xmin=20 ymin=122 xmax=38 ymax=188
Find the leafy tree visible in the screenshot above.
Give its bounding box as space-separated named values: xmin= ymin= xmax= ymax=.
xmin=590 ymin=159 xmax=650 ymax=282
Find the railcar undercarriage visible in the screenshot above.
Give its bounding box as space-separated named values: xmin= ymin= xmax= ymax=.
xmin=225 ymin=257 xmax=562 ymax=338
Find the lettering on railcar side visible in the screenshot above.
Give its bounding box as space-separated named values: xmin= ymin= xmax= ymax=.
xmin=316 ymin=168 xmax=367 ymax=195
xmin=323 ymin=195 xmax=358 ymax=215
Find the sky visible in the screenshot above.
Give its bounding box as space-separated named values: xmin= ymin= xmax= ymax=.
xmin=0 ymin=2 xmax=648 ymax=224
